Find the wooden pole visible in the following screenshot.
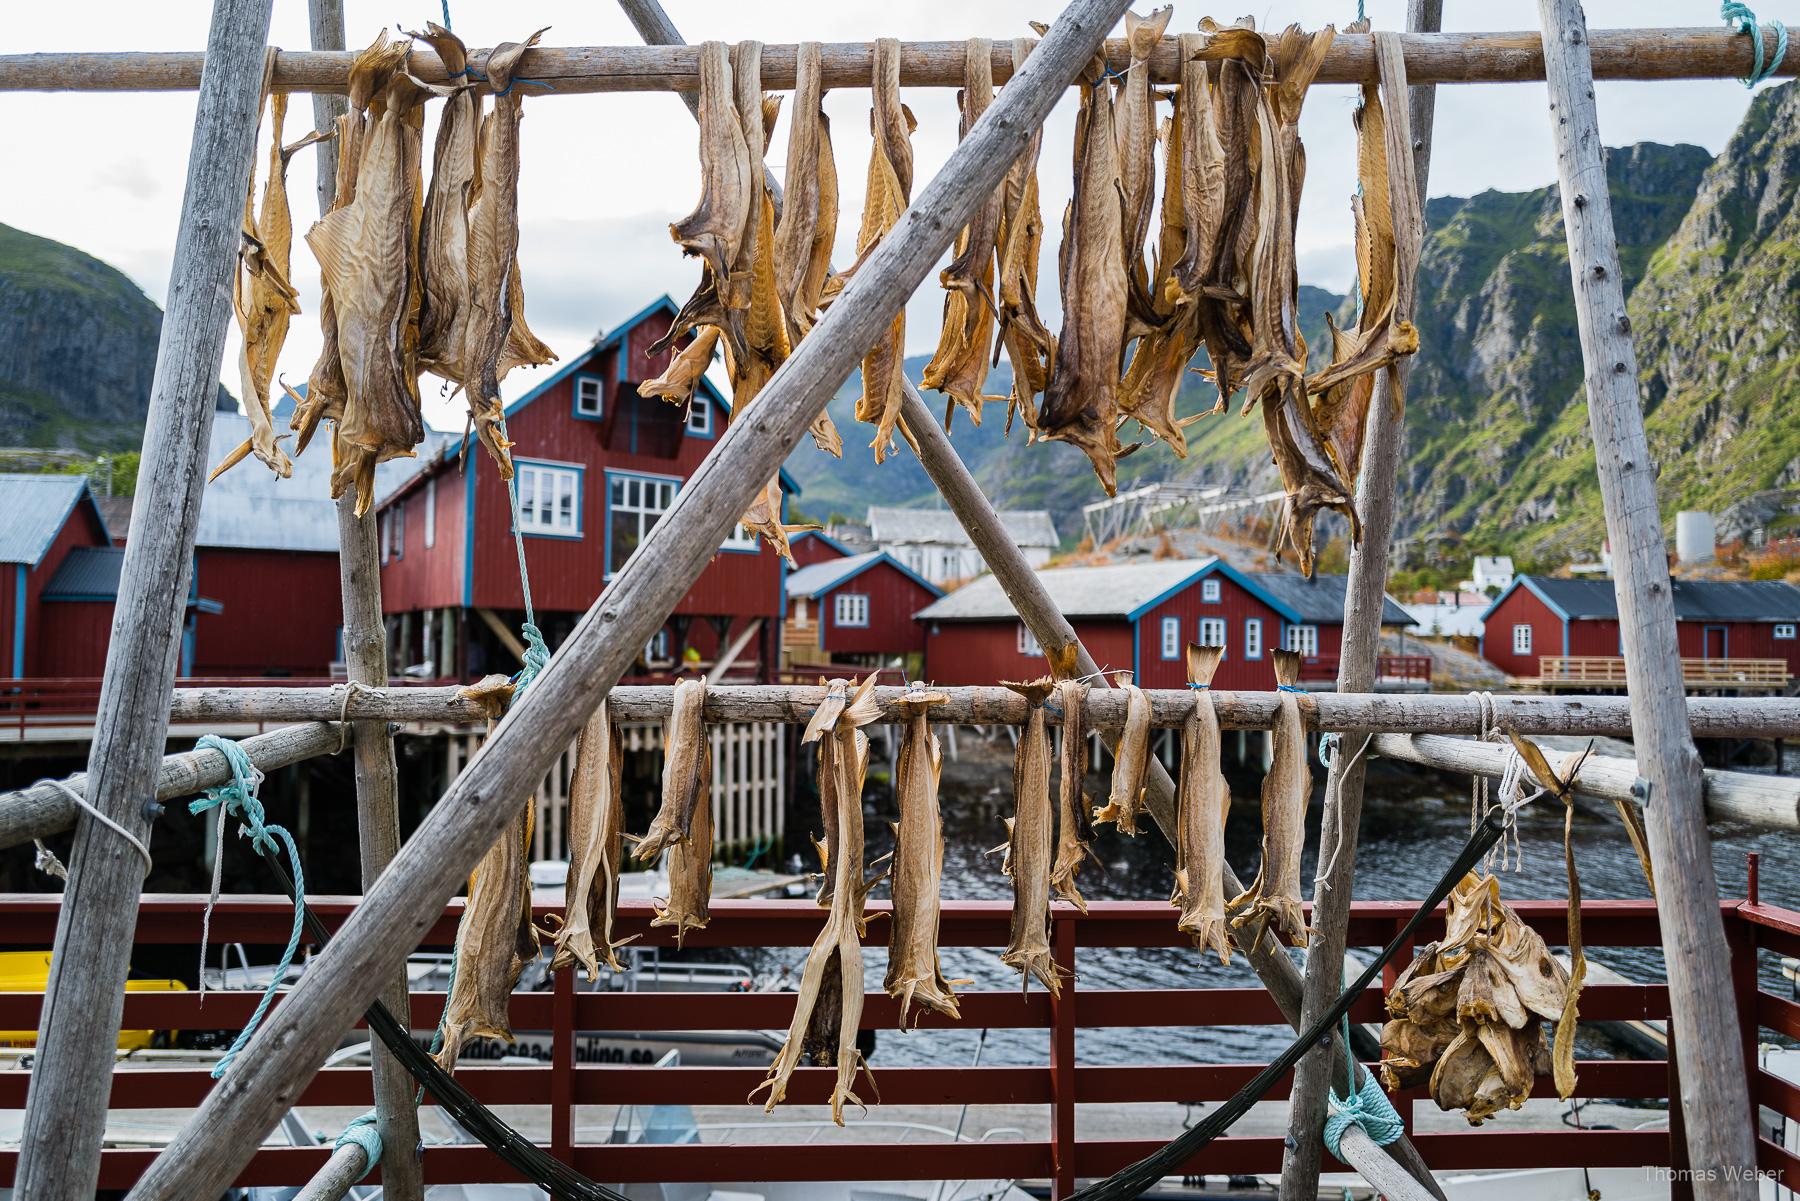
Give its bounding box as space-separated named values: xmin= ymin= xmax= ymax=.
xmin=1537 ymin=0 xmax=1757 ymax=1191
xmin=1283 ymin=12 xmax=1437 ymax=1198
xmin=123 ymin=4 xmax=1133 ymax=1195
xmin=3 ymin=27 xmax=1795 ymax=94
xmin=308 ymin=0 xmax=425 ymax=1190
xmin=11 ymin=1 xmax=274 ymax=1197
xmin=291 ymin=1144 xmax=368 ymax=1201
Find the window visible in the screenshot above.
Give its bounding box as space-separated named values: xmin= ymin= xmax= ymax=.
xmin=834 ymin=593 xmax=869 ymax=627
xmin=1199 ymin=617 xmax=1227 ymax=656
xmin=1287 ymin=624 xmax=1319 ymax=657
xmin=379 ymin=511 xmax=390 ymax=564
xmin=424 ymin=478 xmax=436 ymax=549
xmin=517 ymin=462 xmax=581 ymax=536
xmin=1244 ymin=618 xmax=1263 ymax=659
xmin=1019 ymin=623 xmax=1041 ymax=656
xmin=1160 ymin=617 xmax=1180 ymax=659
xmin=793 ymin=597 xmax=810 ymax=628
xmin=723 ymin=522 xmax=757 ymax=551
xmin=1202 ymin=578 xmax=1221 ymax=603
xmin=390 ymin=502 xmax=404 ymax=560
xmin=1778 ymin=624 xmax=1796 ymax=641
xmin=1512 ymin=623 xmax=1533 ymax=655
xmin=574 ymin=376 xmax=604 ymax=418
xmin=686 ymin=398 xmax=712 ymax=436
xmin=607 ymin=473 xmax=676 ymax=573
xmin=908 ymin=548 xmax=927 ymax=576
xmin=644 ymin=629 xmax=672 ymax=665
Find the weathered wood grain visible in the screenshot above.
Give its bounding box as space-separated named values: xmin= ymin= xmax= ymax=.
xmin=1537 ymin=0 xmax=1758 ymax=1193
xmin=12 ymin=1 xmax=274 ymax=1197
xmin=291 ymin=1143 xmax=368 ymax=1201
xmin=167 ymin=683 xmax=492 ymax=722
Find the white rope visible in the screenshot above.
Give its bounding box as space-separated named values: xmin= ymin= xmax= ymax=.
xmin=1313 ymin=731 xmax=1374 ymax=891
xmin=335 ymin=680 xmax=370 ymax=752
xmin=30 ymin=777 xmax=154 ymax=881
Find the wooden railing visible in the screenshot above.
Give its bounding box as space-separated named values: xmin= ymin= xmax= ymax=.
xmin=1536 ymin=656 xmax=1791 ymax=691
xmin=1294 ymin=654 xmax=1433 ymax=684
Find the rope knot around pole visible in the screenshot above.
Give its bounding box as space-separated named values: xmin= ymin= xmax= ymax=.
xmin=1721 ymin=1 xmax=1789 ymax=86
xmin=335 ymin=1108 xmax=384 ymax=1180
xmin=1322 ymin=1059 xmax=1405 ymax=1160
xmin=512 ymin=621 xmax=551 ymax=699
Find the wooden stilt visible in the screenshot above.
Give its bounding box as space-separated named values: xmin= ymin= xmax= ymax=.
xmin=122 ymin=4 xmax=1131 ymax=1194
xmin=10 ymin=2 xmax=274 ymax=1197
xmin=1537 ymin=0 xmax=1757 ymax=1191
xmin=1283 ymin=10 xmax=1439 ymax=1197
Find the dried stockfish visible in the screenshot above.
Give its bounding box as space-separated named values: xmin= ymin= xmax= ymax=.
xmin=999 ymin=676 xmax=1060 ymax=995
xmin=803 ymin=677 xmax=852 ymax=908
xmin=1092 ymin=671 xmax=1150 ymax=836
xmin=922 ymin=39 xmax=1005 ymax=431
xmin=1188 ymin=22 xmax=1264 ymax=408
xmin=637 ymin=677 xmax=713 ymax=944
xmin=638 ymin=325 xmax=719 ymax=409
xmin=753 ymin=676 xmax=883 ymax=1124
xmin=1116 ymin=6 xmax=1173 ymax=333
xmin=1228 ymin=649 xmax=1310 ymax=947
xmin=1173 ymin=644 xmax=1232 ymax=963
xmin=551 ymin=696 xmax=633 ymax=978
xmin=409 ymin=23 xmax=477 ymax=383
xmin=994 ymin=117 xmax=1055 ymax=438
xmin=884 ymin=685 xmax=959 ymax=1025
xmin=1049 ymin=679 xmax=1096 ymax=910
xmin=670 ymin=41 xmax=752 ymax=307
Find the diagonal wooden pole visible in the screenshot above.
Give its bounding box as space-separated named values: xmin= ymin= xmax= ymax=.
xmin=122 ymin=3 xmax=1132 ymax=1195
xmin=616 ymin=4 xmax=1441 ymax=1193
xmin=11 ymin=1 xmax=274 ymax=1197
xmin=305 ymin=0 xmax=426 ymax=1194
xmin=1536 ymin=0 xmax=1756 ymax=1193
xmin=1282 ymin=9 xmax=1439 ymax=1197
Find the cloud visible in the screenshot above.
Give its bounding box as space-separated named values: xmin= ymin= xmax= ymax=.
xmin=94 ymin=157 xmax=160 ymax=202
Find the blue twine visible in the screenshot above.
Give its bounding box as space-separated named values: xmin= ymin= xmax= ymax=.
xmin=1319 ymin=731 xmax=1341 ymax=769
xmin=1722 ymin=1 xmax=1789 ymax=86
xmin=1186 ymin=682 xmax=1211 ymax=690
xmin=493 ymin=76 xmax=555 ymax=97
xmin=188 ymin=735 xmax=306 ymax=1080
xmin=511 ymin=622 xmax=551 ymax=699
xmin=439 ymin=0 xmax=452 ymax=30
xmin=1322 ymin=988 xmax=1404 ymax=1159
xmin=1277 ymin=683 xmax=1308 ymax=694
xmin=335 ymin=1109 xmax=383 ymax=1180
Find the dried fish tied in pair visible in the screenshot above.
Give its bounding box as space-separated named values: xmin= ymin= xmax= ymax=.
xmin=885 ymin=686 xmax=959 ymax=1024
xmin=998 ymin=677 xmax=1059 ymax=995
xmin=1092 ymin=671 xmax=1150 ymax=836
xmin=1228 ymin=649 xmax=1310 ymax=947
xmin=1115 ymin=6 xmax=1173 ymax=334
xmin=409 ymin=23 xmax=478 ymax=382
xmin=1049 ymin=679 xmax=1097 ymax=910
xmin=754 ymin=676 xmax=884 ymax=1124
xmin=1174 ymin=645 xmax=1233 ymax=963
xmin=993 ymin=40 xmax=1055 ymax=439
xmin=636 ymin=677 xmax=713 ymax=944
xmin=922 ymin=39 xmax=1005 ymax=432
xmin=551 ymin=697 xmax=633 ymax=978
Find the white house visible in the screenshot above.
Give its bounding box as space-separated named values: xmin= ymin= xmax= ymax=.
xmin=867 ymin=505 xmax=1059 ymax=586
xmin=1399 ymin=590 xmax=1489 ymax=640
xmin=1465 ymin=555 xmax=1515 ymax=596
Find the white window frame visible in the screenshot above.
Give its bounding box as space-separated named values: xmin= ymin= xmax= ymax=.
xmin=644 ymin=629 xmax=672 ymax=666
xmin=1244 ymin=618 xmax=1263 ymax=660
xmin=834 ymin=593 xmax=870 ymax=628
xmin=574 ymin=375 xmax=604 ymax=417
xmin=424 ymin=478 xmax=436 ymax=549
xmin=1201 ymin=578 xmax=1221 ymax=603
xmin=1512 ymin=623 xmax=1533 ymax=655
xmin=1777 ymin=623 xmax=1796 ymax=641
xmin=1286 ymin=624 xmax=1319 ymax=657
xmin=1160 ymin=616 xmax=1180 ymax=659
xmin=793 ymin=597 xmax=810 ymax=628
xmin=1018 ymin=622 xmax=1041 ymax=656
xmin=607 ymin=472 xmax=677 ymax=575
xmin=379 ymin=511 xmax=391 ymax=564
xmin=686 ymin=398 xmax=713 ymax=436
xmin=516 ymin=461 xmax=582 ymax=537
xmin=391 ymin=500 xmax=404 ymax=559
xmin=1198 ymin=617 xmax=1227 ymax=656
xmin=722 ymin=522 xmax=757 ymax=551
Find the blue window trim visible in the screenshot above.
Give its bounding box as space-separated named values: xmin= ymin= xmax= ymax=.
xmin=1777 ymin=622 xmax=1797 ymax=641
xmin=1197 ymin=615 xmax=1228 ymax=658
xmin=570 ymin=372 xmax=607 ymax=423
xmin=686 ymin=396 xmax=715 ymax=440
xmin=512 ymin=458 xmax=586 ymax=541
xmin=603 ymin=467 xmax=683 ymax=579
xmin=1702 ymin=624 xmax=1731 ymax=658
xmin=462 ymin=453 xmax=476 ymax=608
xmin=12 ymin=565 xmax=25 ymax=678
xmin=1244 ymin=617 xmax=1263 ymax=660
xmin=1159 ymin=615 xmax=1180 ymax=659
xmin=833 ymin=591 xmax=871 ymax=628
xmin=1201 ymin=578 xmax=1222 ymax=603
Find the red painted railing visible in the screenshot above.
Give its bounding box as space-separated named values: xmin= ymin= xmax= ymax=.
xmin=1293 ymin=654 xmax=1433 ymax=683
xmin=0 ymin=891 xmax=1794 ymax=1195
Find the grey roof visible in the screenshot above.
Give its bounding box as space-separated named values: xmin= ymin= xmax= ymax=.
xmin=41 ymin=546 xmax=124 ymax=600
xmin=1518 ymin=574 xmax=1800 ymax=622
xmin=869 ymin=505 xmax=1058 ymax=549
xmin=0 ymin=475 xmax=104 ymax=566
xmin=1247 ymin=572 xmax=1416 ymax=626
xmin=786 ymin=552 xmax=884 ymax=599
xmin=918 ymin=558 xmax=1211 ymax=621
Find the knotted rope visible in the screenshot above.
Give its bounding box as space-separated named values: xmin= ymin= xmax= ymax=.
xmin=1721 ymin=1 xmax=1789 ymax=86
xmin=335 ymin=1108 xmax=383 ymax=1180
xmin=27 ymin=777 xmax=153 ymax=882
xmin=1323 ymin=1005 xmax=1404 ymax=1160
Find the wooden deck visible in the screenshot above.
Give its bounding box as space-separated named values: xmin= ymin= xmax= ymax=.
xmin=1527 ymin=655 xmax=1792 ymax=692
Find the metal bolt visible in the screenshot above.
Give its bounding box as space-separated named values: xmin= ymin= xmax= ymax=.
xmin=141 ymin=798 xmax=165 ymax=824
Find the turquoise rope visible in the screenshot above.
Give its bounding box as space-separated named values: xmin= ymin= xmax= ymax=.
xmin=1722 ymin=1 xmax=1789 ymax=86
xmin=1277 ymin=683 xmax=1308 ymax=694
xmin=188 ymin=735 xmax=306 ymax=1080
xmin=512 ymin=622 xmax=551 ymax=698
xmin=1186 ymin=682 xmax=1211 ymax=690
xmin=335 ymin=1109 xmax=383 ymax=1180
xmin=1322 ymin=1010 xmax=1405 ymax=1159
xmin=1319 ymin=731 xmax=1341 ymax=769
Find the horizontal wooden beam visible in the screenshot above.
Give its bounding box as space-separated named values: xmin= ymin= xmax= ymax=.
xmin=1 ymin=28 xmax=1793 ymax=95
xmin=167 ymin=683 xmax=495 ymax=723
xmin=1370 ymin=731 xmax=1800 ymax=831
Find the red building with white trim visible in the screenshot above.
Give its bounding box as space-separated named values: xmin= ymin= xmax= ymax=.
xmin=783 ymin=549 xmax=942 ymax=667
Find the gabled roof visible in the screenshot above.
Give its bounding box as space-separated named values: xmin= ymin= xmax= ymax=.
xmin=1246 ymin=571 xmax=1415 ymax=627
xmin=0 ymin=474 xmax=109 ymax=567
xmin=789 ymin=529 xmax=855 ymax=559
xmin=917 ymin=559 xmax=1214 ymax=622
xmin=40 ymin=545 xmax=223 ymax=612
xmin=1486 ymin=573 xmax=1800 ymax=624
xmin=869 ymin=506 xmax=1058 ymax=549
xmin=786 ymin=551 xmax=943 ymax=600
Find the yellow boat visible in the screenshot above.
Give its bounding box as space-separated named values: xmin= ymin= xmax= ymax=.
xmin=0 ymin=950 xmax=186 ymax=1051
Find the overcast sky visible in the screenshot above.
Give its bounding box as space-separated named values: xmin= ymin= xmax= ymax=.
xmin=2 ymin=1 xmax=1782 ymax=431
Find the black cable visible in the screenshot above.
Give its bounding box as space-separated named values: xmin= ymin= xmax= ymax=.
xmin=1067 ymin=810 xmax=1509 ymax=1201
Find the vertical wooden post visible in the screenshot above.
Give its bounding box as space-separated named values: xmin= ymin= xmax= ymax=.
xmin=1049 ymin=910 xmax=1078 ymax=1199
xmin=309 ymin=1 xmax=425 ymax=1194
xmin=12 ymin=2 xmax=273 ymax=1197
xmin=1281 ymin=10 xmax=1439 ymax=1198
xmin=551 ymin=962 xmax=576 ymax=1162
xmin=1537 ymin=0 xmax=1758 ymax=1192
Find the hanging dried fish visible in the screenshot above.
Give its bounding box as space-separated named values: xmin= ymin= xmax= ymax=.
xmin=551 ymin=697 xmax=632 ymax=978
xmin=993 ymin=39 xmax=1055 ymax=439
xmin=1173 ymin=644 xmax=1232 ymax=963
xmin=999 ymin=677 xmax=1059 ymax=994
xmin=636 ymin=677 xmax=713 ymax=944
xmin=1049 ymin=679 xmax=1096 ymax=909
xmin=1092 ymin=671 xmax=1150 ymax=836
xmin=1188 ymin=21 xmax=1264 ymax=407
xmin=1040 ymin=51 xmax=1130 ymax=494
xmin=884 ymin=685 xmax=959 ymax=1025
xmin=922 ymin=39 xmax=1005 ymax=430
xmin=669 ymin=41 xmax=752 ymax=312
xmin=409 ymin=23 xmax=478 ymax=383
xmin=803 ymin=676 xmax=852 ymax=908
xmin=1115 ymin=6 xmax=1173 ymax=332
xmin=638 ymin=326 xmax=719 ymax=409
xmin=1228 ymin=649 xmax=1310 ymax=947
xmin=753 ymin=676 xmax=883 ymax=1124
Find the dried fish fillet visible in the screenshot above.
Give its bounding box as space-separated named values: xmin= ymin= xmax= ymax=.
xmin=1092 ymin=671 xmax=1150 ymax=836
xmin=1049 ymin=679 xmax=1096 ymax=910
xmin=999 ymin=677 xmax=1059 ymax=994
xmin=670 ymin=42 xmax=752 ymax=302
xmin=551 ymin=697 xmax=633 ymax=978
xmin=410 ymin=23 xmax=478 ymax=382
xmin=1228 ymin=649 xmax=1310 ymax=947
xmin=1174 ymin=644 xmax=1232 ymax=963
xmin=638 ymin=325 xmax=719 ymax=410
xmin=993 ymin=43 xmax=1055 ymax=440
xmin=638 ymin=678 xmax=713 ymax=944
xmin=1116 ymin=6 xmax=1173 ymax=331
xmin=884 ymin=686 xmax=959 ymax=1025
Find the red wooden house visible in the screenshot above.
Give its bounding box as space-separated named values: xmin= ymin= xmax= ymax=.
xmin=374 ymin=296 xmax=796 ymax=681
xmin=783 ymin=550 xmax=942 ymax=667
xmin=787 ymin=529 xmax=862 ymax=569
xmin=1480 ymin=574 xmax=1800 ymax=681
xmin=1 ymin=474 xmax=116 ymax=678
xmin=918 ymin=558 xmax=1416 ymax=690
